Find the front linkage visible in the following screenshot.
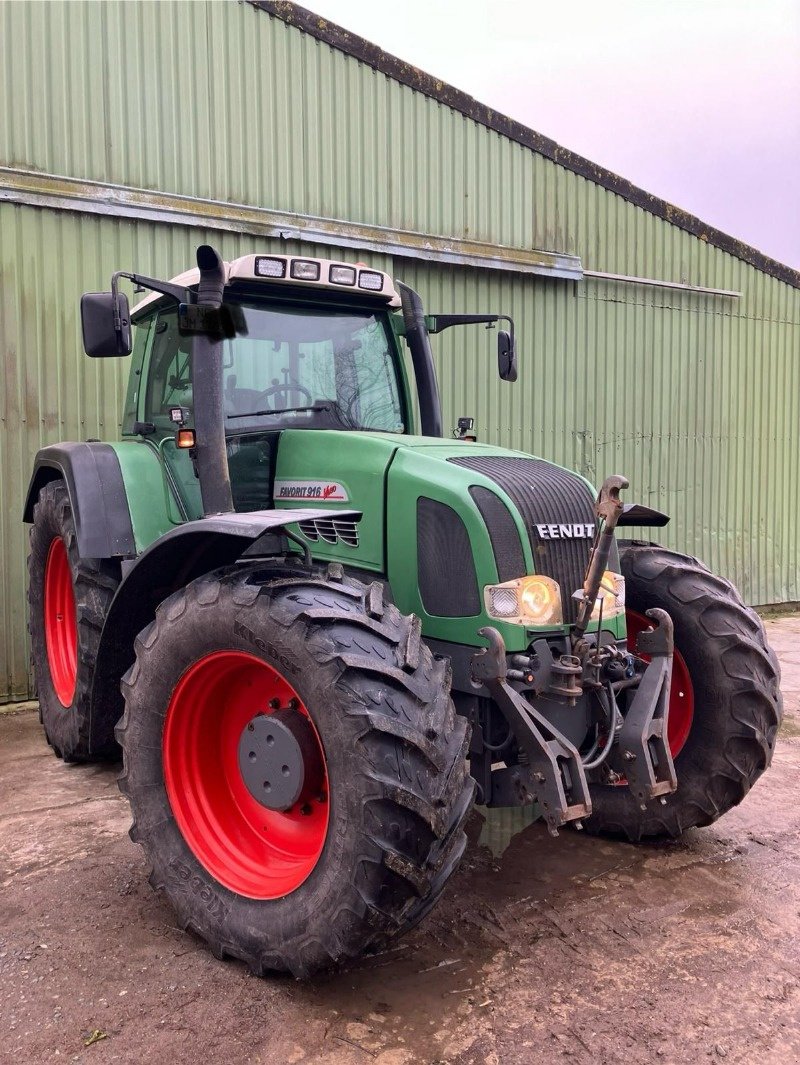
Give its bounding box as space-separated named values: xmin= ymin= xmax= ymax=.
xmin=471 ymin=474 xmax=678 ymax=835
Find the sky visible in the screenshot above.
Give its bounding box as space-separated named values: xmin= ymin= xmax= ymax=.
xmin=307 ymin=0 xmax=800 ymax=269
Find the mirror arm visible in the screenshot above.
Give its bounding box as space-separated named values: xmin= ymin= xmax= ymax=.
xmin=426 ymin=313 xmax=515 ymax=347
xmin=426 ymin=313 xmax=499 ymax=334
xmin=111 ymin=271 xmax=190 ymax=327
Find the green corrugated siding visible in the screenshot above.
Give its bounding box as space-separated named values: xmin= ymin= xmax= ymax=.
xmin=1 ymin=0 xmax=798 ymax=701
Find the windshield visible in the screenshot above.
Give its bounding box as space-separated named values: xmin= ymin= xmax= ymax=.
xmin=141 ymin=299 xmax=406 ymax=435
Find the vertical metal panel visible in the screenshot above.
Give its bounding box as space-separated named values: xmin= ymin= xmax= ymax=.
xmin=1 ymin=0 xmax=798 ymax=700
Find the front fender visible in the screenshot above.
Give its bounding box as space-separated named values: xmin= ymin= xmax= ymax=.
xmin=88 ymin=508 xmax=359 ymax=753
xmin=23 ymin=443 xmax=136 ymax=558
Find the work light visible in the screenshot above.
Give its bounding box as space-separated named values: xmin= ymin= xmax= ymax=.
xmin=358 ymin=270 xmax=383 ymax=291
xmin=254 ymin=256 xmax=286 ymax=278
xmin=329 ymin=265 xmax=356 ymax=286
xmin=290 ymin=260 xmax=321 ymax=281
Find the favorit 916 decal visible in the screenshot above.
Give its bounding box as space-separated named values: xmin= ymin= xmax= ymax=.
xmin=273 ymin=480 xmax=350 ymax=502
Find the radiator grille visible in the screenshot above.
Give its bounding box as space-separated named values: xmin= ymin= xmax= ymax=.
xmin=469 ymin=485 xmax=526 ymax=583
xmin=451 ymin=456 xmax=607 ymax=623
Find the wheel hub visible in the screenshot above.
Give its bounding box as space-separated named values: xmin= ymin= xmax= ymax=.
xmin=237 ymin=708 xmax=323 ymax=812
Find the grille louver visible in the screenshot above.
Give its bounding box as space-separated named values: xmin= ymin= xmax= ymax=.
xmin=298 ymin=516 xmax=360 ymax=548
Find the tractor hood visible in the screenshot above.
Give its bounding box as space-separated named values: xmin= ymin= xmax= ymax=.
xmin=274 ymin=430 xmax=613 ymax=650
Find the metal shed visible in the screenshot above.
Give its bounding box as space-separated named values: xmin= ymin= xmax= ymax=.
xmin=1 ymin=0 xmax=798 ymax=702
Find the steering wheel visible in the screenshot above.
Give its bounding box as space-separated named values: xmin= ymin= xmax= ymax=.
xmin=256 ymin=380 xmax=313 ymax=410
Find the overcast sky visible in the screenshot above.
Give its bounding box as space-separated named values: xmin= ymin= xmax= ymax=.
xmin=308 ymin=0 xmax=800 ymax=269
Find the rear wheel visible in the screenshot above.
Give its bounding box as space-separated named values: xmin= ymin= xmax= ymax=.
xmin=27 ymin=480 xmax=121 ymax=761
xmin=116 ymin=566 xmax=474 ymax=977
xmin=585 ymin=544 xmax=782 ymax=841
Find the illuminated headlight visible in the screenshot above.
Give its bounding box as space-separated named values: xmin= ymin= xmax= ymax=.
xmin=330 ymin=264 xmax=357 ymax=286
xmin=290 ymin=259 xmax=321 ymax=281
xmin=484 ymin=574 xmax=563 ymax=626
xmin=575 ymin=570 xmax=625 ymax=620
xmin=254 ymin=256 xmax=286 ymax=278
xmin=358 ymin=270 xmax=383 ymax=291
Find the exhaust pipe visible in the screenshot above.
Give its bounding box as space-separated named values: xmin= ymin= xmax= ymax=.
xmin=192 ymin=245 xmax=234 ymax=515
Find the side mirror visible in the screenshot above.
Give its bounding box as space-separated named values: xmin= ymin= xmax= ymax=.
xmin=497 ymin=330 xmax=517 ymax=381
xmin=80 ymin=291 xmax=132 ymax=358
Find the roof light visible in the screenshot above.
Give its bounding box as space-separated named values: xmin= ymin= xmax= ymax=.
xmin=358 ymin=270 xmax=383 ymax=291
xmin=290 ymin=260 xmax=321 ymax=281
xmin=254 ymin=256 xmax=286 ymax=278
xmin=329 ymin=265 xmax=357 ymax=286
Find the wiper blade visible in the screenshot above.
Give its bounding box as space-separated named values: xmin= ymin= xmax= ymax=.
xmin=227 ymin=403 xmax=330 ymax=420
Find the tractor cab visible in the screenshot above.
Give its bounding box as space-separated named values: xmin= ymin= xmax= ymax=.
xmin=127 ymin=255 xmax=410 ymax=516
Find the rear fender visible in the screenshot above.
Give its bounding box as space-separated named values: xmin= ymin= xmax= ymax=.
xmin=88 ymin=508 xmax=360 ymax=751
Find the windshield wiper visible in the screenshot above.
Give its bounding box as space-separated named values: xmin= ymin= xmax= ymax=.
xmin=227 ymin=403 xmax=330 ymax=420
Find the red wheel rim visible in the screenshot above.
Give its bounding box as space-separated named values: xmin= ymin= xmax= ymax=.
xmin=44 ymin=537 xmax=78 ymax=707
xmin=626 ymin=609 xmax=694 ymax=757
xmin=162 ymin=651 xmax=329 ymax=900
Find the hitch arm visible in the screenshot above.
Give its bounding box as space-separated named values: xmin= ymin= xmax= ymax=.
xmin=472 ymin=628 xmax=592 ymax=835
xmin=609 ymin=609 xmax=678 ymax=807
xmin=573 ymin=473 xmax=629 ymax=643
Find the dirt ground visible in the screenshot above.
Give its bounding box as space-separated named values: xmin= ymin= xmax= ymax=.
xmin=1 ymin=616 xmax=799 ymax=1065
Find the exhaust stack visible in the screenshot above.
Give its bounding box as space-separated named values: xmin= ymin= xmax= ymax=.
xmin=191 ymin=245 xmax=234 ymax=516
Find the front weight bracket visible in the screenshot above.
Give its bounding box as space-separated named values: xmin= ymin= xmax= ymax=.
xmin=609 ymin=608 xmax=678 ymax=808
xmin=472 ymin=627 xmax=592 ymax=835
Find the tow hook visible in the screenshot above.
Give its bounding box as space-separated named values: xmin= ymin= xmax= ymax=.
xmin=471 ymin=627 xmax=592 ymax=835
xmin=608 ymin=608 xmax=678 ymax=809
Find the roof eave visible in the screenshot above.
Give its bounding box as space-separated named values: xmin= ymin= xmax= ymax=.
xmin=254 ymin=0 xmax=800 ymax=290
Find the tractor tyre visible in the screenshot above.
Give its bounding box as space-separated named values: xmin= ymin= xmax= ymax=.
xmin=584 ymin=543 xmax=782 ymax=841
xmin=116 ymin=566 xmax=474 ymax=977
xmin=27 ymin=479 xmax=121 ymax=761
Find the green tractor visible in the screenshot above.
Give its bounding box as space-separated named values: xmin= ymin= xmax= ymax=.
xmin=24 ymin=245 xmax=782 ymax=977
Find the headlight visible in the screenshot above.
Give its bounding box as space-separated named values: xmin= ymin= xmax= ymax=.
xmin=484 ymin=574 xmax=563 ymax=626
xmin=573 ymin=570 xmax=625 ymax=620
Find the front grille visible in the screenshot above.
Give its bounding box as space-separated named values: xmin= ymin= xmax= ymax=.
xmin=298 ymin=517 xmax=360 ymax=548
xmin=417 ymin=497 xmax=480 ymax=617
xmin=451 ymin=456 xmax=607 ymax=623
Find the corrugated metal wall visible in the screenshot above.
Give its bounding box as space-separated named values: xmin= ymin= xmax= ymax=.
xmin=1 ymin=0 xmax=798 ymax=701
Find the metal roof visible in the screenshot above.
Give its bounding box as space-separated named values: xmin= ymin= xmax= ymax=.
xmin=256 ymin=1 xmax=800 ymax=290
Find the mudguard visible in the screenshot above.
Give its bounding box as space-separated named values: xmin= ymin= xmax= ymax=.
xmin=23 ymin=443 xmax=136 ymax=558
xmin=88 ymin=508 xmax=360 ymax=754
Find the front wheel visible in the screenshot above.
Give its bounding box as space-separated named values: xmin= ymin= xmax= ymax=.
xmin=116 ymin=566 xmax=474 ymax=977
xmin=584 ymin=544 xmax=782 ymax=841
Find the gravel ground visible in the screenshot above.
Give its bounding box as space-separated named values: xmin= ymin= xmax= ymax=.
xmin=1 ymin=615 xmax=798 ymax=1065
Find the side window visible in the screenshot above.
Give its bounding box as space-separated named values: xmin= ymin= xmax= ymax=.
xmin=121 ymin=316 xmax=152 ymax=435
xmin=350 ymin=320 xmax=404 ymax=431
xmin=143 ymin=309 xmax=193 ymax=433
